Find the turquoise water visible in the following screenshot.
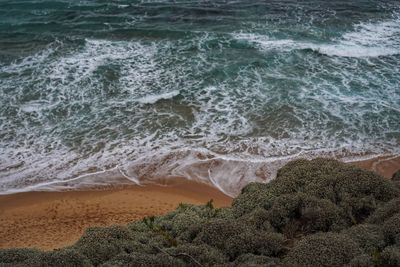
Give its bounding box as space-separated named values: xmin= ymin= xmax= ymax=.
xmin=0 ymin=0 xmax=399 ymax=195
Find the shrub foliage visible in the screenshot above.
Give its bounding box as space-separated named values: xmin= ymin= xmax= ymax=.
xmin=1 ymin=158 xmax=399 ymax=266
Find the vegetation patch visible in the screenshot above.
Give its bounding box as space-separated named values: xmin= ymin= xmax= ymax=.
xmin=1 ymin=158 xmax=400 ymax=266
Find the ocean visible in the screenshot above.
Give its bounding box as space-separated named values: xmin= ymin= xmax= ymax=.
xmin=0 ymin=0 xmax=399 ymax=196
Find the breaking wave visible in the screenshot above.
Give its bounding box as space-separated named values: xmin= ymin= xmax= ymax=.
xmin=0 ymin=1 xmax=399 ymax=196
xmin=234 ymin=14 xmax=400 ymax=58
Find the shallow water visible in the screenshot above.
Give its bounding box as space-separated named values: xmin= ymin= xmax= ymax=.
xmin=0 ymin=0 xmax=399 ymax=196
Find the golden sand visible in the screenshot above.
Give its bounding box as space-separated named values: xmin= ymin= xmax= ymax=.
xmin=0 ymin=180 xmax=232 ymax=250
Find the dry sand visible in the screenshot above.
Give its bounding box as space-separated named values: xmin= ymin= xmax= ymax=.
xmin=349 ymin=155 xmax=400 ymax=179
xmin=0 ymin=155 xmax=399 ymax=251
xmin=0 ymin=180 xmax=232 ymax=250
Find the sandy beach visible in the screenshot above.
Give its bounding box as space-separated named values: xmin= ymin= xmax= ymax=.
xmin=0 ymin=180 xmax=232 ymax=251
xmin=0 ymin=155 xmax=399 ymax=251
xmin=349 ymin=155 xmax=400 ymax=179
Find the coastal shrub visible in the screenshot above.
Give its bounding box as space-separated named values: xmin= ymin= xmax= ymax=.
xmin=0 ymin=248 xmax=41 ymax=266
xmin=240 ymin=207 xmax=275 ymax=232
xmin=382 ymin=213 xmax=400 ymax=245
xmin=379 ymin=246 xmax=400 ymax=267
xmin=72 ymin=225 xmax=138 ymax=266
xmin=272 ymin=158 xmax=399 ymax=224
xmin=35 ymin=249 xmax=92 ymax=267
xmin=342 ymin=224 xmax=385 ymax=253
xmin=346 ymin=254 xmax=375 ymax=267
xmin=194 ymin=219 xmax=250 ymax=250
xmin=367 ymin=198 xmax=400 ymax=224
xmin=272 ymin=158 xmax=347 ymax=197
xmin=156 ymin=203 xmax=217 ymax=240
xmin=233 ymin=254 xmax=283 ymax=267
xmin=214 ymin=207 xmax=235 ymax=220
xmin=99 ymin=252 xmax=185 ymax=267
xmin=232 ymin=182 xmax=275 ymax=217
xmin=283 ymin=232 xmax=362 ymax=267
xmin=269 ymin=193 xmax=346 ymax=235
xmin=393 ymin=170 xmax=400 ymax=181
xmin=165 ymin=243 xmax=228 ymax=266
xmin=3 ymin=158 xmax=400 ymax=266
xmin=225 ymin=231 xmax=285 ymax=259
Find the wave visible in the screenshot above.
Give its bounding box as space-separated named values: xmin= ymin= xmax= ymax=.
xmin=136 ymin=90 xmax=181 ymax=104
xmin=1 ymin=12 xmax=400 ymax=197
xmin=1 ymin=146 xmax=397 ymax=197
xmin=233 ymin=14 xmax=400 ymax=58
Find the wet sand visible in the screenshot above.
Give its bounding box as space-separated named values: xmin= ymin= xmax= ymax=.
xmin=0 ymin=180 xmax=232 ymax=251
xmin=0 ymin=155 xmax=399 ymax=251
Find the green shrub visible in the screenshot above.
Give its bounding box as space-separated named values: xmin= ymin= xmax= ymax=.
xmin=273 ymin=158 xmax=348 ymax=197
xmin=239 ymin=207 xmax=275 ymax=232
xmin=367 ymin=198 xmax=400 ymax=224
xmin=382 ymin=213 xmax=400 ymax=245
xmin=35 ymin=249 xmax=92 ymax=267
xmin=0 ymin=248 xmax=91 ymax=267
xmin=156 ymin=204 xmax=216 ymax=240
xmin=379 ymin=246 xmax=400 ymax=267
xmin=232 ymin=182 xmax=276 ymax=217
xmin=283 ymin=232 xmax=362 ymax=267
xmin=214 ymin=207 xmax=235 ymax=220
xmin=194 ymin=219 xmax=250 ymax=250
xmin=346 ymin=254 xmax=375 ymax=267
xmin=2 ymin=158 xmax=399 ymax=267
xmin=273 ymin=158 xmax=399 ymax=224
xmin=393 ymin=170 xmax=400 ymax=181
xmin=233 ymin=253 xmax=283 ymax=267
xmin=165 ymin=243 xmax=228 ymax=266
xmin=0 ymin=248 xmax=41 ymax=266
xmin=267 ymin=193 xmax=346 ymax=236
xmin=99 ymin=252 xmax=185 ymax=267
xmin=225 ymin=231 xmax=285 ymax=260
xmin=342 ymin=224 xmax=385 ymax=253
xmin=72 ymin=225 xmax=138 ymax=266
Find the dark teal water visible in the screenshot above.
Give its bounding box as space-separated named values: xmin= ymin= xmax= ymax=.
xmin=1 ymin=0 xmax=399 ymax=195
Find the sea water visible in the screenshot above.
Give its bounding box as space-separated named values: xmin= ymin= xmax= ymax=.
xmin=0 ymin=0 xmax=399 ymax=196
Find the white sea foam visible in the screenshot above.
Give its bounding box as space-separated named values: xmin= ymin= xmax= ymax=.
xmin=136 ymin=90 xmax=180 ymax=104
xmin=1 ymin=22 xmax=399 ymax=196
xmin=233 ymin=14 xmax=400 ymax=58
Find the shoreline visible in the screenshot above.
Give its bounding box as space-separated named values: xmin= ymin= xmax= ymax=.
xmin=0 ymin=154 xmax=399 ymax=251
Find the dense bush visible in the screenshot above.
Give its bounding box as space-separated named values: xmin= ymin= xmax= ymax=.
xmin=232 ymin=182 xmax=275 ymax=217
xmin=72 ymin=225 xmax=142 ymax=266
xmin=165 ymin=244 xmax=228 ymax=266
xmin=393 ymin=170 xmax=400 ymax=181
xmin=0 ymin=248 xmax=41 ymax=266
xmin=267 ymin=193 xmax=346 ymax=235
xmin=0 ymin=248 xmax=91 ymax=267
xmin=382 ymin=213 xmax=400 ymax=245
xmin=239 ymin=207 xmax=275 ymax=232
xmin=379 ymin=246 xmax=400 ymax=267
xmin=283 ymin=232 xmax=362 ymax=267
xmin=194 ymin=219 xmax=251 ymax=250
xmin=1 ymin=158 xmax=400 ymax=267
xmin=271 ymin=159 xmax=399 ymax=224
xmin=34 ymin=249 xmax=92 ymax=267
xmin=342 ymin=224 xmax=385 ymax=253
xmin=225 ymin=231 xmax=285 ymax=259
xmin=233 ymin=253 xmax=283 ymax=267
xmin=347 ymin=254 xmax=375 ymax=267
xmin=367 ymin=198 xmax=400 ymax=224
xmin=99 ymin=252 xmax=185 ymax=267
